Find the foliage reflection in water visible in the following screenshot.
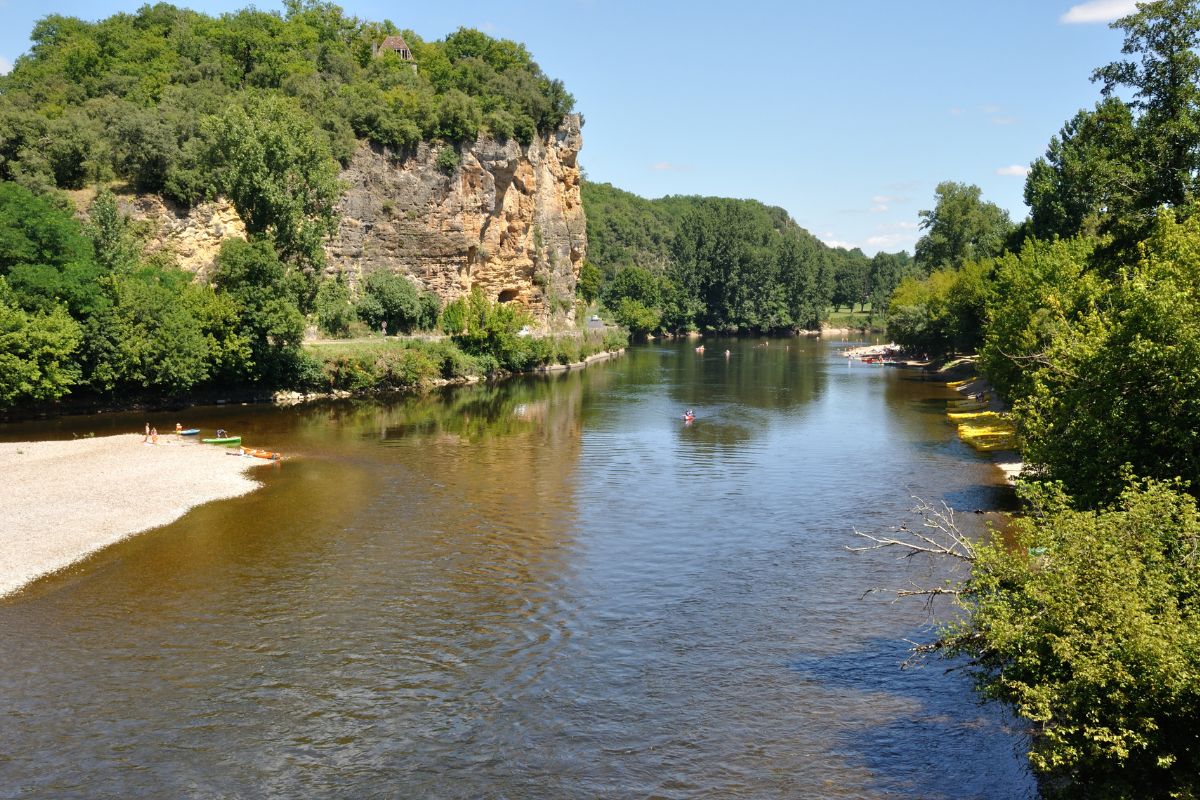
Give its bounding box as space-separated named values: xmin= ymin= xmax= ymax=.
xmin=0 ymin=338 xmax=1034 ymax=798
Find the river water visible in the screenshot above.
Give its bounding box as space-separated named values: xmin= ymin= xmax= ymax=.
xmin=0 ymin=337 xmax=1035 ymax=798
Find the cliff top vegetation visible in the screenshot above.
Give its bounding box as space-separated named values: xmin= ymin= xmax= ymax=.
xmin=0 ymin=0 xmax=574 ymax=208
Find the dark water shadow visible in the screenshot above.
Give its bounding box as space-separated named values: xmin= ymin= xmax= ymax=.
xmin=789 ymin=636 xmax=1036 ymax=800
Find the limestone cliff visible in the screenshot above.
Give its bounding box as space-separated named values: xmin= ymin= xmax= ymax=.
xmin=121 ymin=196 xmax=246 ymax=278
xmin=326 ymin=114 xmax=586 ymax=324
xmin=118 ymin=115 xmax=586 ymax=326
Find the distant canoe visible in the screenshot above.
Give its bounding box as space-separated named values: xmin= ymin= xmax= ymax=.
xmin=178 ymin=429 xmax=200 ymax=435
xmin=202 ymin=436 xmax=241 ymax=445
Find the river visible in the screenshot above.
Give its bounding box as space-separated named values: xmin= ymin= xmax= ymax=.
xmin=0 ymin=337 xmax=1035 ymax=798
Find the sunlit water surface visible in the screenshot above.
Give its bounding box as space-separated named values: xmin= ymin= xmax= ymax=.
xmin=0 ymin=337 xmax=1034 ymax=798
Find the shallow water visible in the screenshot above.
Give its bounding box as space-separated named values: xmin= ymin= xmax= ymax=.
xmin=0 ymin=337 xmax=1034 ymax=798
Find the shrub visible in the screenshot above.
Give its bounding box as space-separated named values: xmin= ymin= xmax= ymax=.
xmin=357 ymin=270 xmax=425 ymax=333
xmin=436 ymin=146 xmax=461 ymax=174
xmin=314 ymin=277 xmax=355 ymax=337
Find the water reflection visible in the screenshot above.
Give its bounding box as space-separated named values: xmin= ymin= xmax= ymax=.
xmin=0 ymin=339 xmax=1034 ymax=798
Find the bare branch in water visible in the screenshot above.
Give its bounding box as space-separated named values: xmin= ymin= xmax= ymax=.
xmin=848 ymin=497 xmax=977 ymax=561
xmin=849 ymin=496 xmax=982 ymax=642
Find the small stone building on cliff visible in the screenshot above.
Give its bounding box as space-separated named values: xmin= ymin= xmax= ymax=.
xmin=373 ymin=35 xmax=417 ymax=71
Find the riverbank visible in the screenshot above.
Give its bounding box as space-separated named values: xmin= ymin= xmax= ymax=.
xmin=0 ymin=434 xmax=268 ymax=598
xmin=0 ymin=333 xmax=630 ymax=422
xmin=938 ymin=359 xmax=1024 ymax=485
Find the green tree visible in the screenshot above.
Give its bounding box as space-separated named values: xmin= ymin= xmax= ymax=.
xmin=914 ymin=181 xmax=1013 ymax=271
xmin=602 ymin=265 xmax=661 ymax=310
xmin=576 ymin=261 xmax=602 ymax=304
xmin=450 ymin=287 xmax=533 ymax=371
xmin=210 ymin=238 xmax=306 ymax=384
xmin=0 ymin=182 xmax=107 ymax=317
xmin=613 ymin=297 xmax=661 ymax=337
xmin=84 ymin=272 xmax=217 ymax=395
xmin=867 ymin=250 xmax=913 ymax=316
xmin=1015 ymin=209 xmax=1200 ymax=506
xmin=202 ymin=93 xmax=341 ymax=269
xmin=84 ymin=190 xmax=141 ymax=273
xmin=1093 ymin=0 xmax=1200 ymax=211
xmin=356 ymin=270 xmax=429 ymax=333
xmin=314 ymin=275 xmax=355 ymax=336
xmin=0 ymin=277 xmax=81 ymax=407
xmin=831 ymin=248 xmax=871 ymax=311
xmin=979 ymin=236 xmax=1101 ymax=401
xmin=1025 ymin=99 xmax=1141 ymax=240
xmin=946 ymin=479 xmax=1200 ymax=797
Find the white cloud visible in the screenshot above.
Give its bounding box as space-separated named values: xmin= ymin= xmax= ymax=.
xmin=996 ymin=164 xmax=1032 ymax=177
xmin=1061 ymin=0 xmax=1139 ymax=24
xmin=982 ymin=104 xmax=1002 ymax=115
xmin=822 ymin=239 xmax=858 ymax=251
xmin=878 ymin=221 xmax=918 ymax=231
xmin=866 ymin=233 xmax=916 ymax=248
xmin=991 ymin=116 xmax=1019 ymax=126
xmin=870 ymin=203 xmax=889 ymax=213
xmin=0 ymin=57 xmax=11 ymax=76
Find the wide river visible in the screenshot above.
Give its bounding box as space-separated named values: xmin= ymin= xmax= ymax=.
xmin=0 ymin=337 xmax=1035 ymax=799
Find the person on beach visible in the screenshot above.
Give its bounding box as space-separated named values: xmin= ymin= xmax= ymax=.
xmin=150 ymin=427 xmax=158 ymax=444
xmin=175 ymin=423 xmax=182 ymax=434
xmin=217 ymin=428 xmax=227 ymax=438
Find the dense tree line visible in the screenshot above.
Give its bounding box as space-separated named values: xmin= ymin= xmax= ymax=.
xmin=0 ymin=1 xmax=573 ymax=273
xmin=882 ymin=2 xmax=1200 ymax=795
xmin=580 ymin=181 xmax=911 ymax=334
xmin=0 ymin=2 xmax=590 ymax=412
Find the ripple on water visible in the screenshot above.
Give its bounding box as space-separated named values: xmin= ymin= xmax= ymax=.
xmin=0 ymin=340 xmax=1033 ymax=798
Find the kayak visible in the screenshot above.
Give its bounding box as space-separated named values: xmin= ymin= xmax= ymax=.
xmin=683 ymin=415 xmax=695 ymax=422
xmin=202 ymin=436 xmax=241 ymax=445
xmin=178 ymin=428 xmax=200 ymax=435
xmin=240 ymin=447 xmax=280 ymax=460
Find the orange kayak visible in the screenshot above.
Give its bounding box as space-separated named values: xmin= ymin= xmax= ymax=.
xmin=240 ymin=447 xmax=281 ymax=460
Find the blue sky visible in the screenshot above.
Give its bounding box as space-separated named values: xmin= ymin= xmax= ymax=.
xmin=0 ymin=0 xmax=1139 ymax=254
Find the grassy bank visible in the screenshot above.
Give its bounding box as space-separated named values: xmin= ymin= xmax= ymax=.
xmin=823 ymin=307 xmax=880 ymax=330
xmin=299 ymin=328 xmax=628 ymax=394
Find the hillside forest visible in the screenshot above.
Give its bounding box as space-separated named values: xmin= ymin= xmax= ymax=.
xmin=581 ymin=183 xmax=915 ymax=336
xmin=0 ymin=1 xmax=617 ymax=412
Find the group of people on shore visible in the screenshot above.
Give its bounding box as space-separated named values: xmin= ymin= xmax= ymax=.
xmin=142 ymin=423 xmax=158 ymax=444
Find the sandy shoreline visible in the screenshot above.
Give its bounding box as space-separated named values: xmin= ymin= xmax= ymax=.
xmin=0 ymin=433 xmax=268 ymax=599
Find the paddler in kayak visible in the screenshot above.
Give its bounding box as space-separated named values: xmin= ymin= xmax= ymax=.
xmin=683 ymin=409 xmax=695 ymax=422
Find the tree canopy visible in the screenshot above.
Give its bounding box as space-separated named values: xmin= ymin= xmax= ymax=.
xmin=0 ymin=2 xmax=574 ymax=207
xmin=914 ymin=181 xmax=1013 ymax=271
xmin=581 ymin=181 xmax=908 ymax=335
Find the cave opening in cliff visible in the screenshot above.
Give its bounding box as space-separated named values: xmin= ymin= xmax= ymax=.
xmin=498 ymin=289 xmax=520 ymax=303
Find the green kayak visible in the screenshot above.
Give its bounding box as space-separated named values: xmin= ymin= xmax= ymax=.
xmin=201 ymin=436 xmax=242 ymax=445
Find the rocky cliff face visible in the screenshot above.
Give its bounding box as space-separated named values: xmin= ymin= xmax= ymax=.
xmin=325 ymin=114 xmax=586 ymax=324
xmin=114 ymin=196 xmax=247 ymax=278
xmin=121 ymin=116 xmax=586 ymax=326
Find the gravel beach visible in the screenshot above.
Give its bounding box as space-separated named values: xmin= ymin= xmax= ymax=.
xmin=0 ymin=433 xmax=267 ymax=598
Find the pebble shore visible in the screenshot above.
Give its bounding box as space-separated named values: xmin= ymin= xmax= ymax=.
xmin=0 ymin=433 xmax=268 ymax=598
